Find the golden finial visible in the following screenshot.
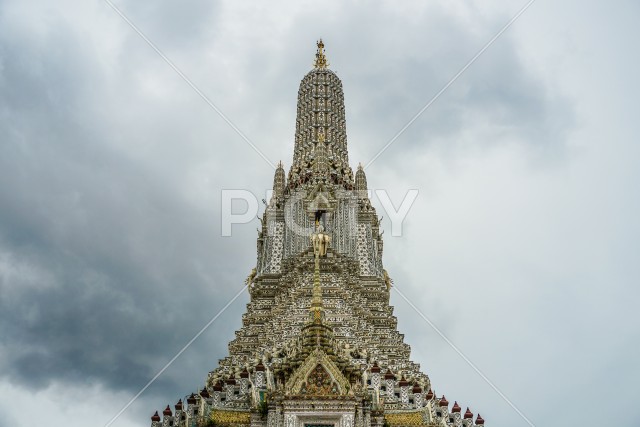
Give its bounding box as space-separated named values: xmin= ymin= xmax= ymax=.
xmin=313 ymin=39 xmax=329 ymax=69
xmin=312 ymin=250 xmax=323 ymax=323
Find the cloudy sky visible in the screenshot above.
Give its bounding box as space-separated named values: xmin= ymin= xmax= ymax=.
xmin=1 ymin=0 xmax=639 ymax=426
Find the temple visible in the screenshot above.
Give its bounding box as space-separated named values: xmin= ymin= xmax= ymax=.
xmin=150 ymin=40 xmax=485 ymax=427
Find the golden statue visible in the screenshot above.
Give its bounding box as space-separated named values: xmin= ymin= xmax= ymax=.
xmin=245 ymin=267 xmax=257 ymax=290
xmin=311 ymin=224 xmax=331 ymax=257
xmin=383 ymin=269 xmax=393 ymax=291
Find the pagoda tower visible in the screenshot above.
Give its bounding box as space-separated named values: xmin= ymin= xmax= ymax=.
xmin=150 ymin=40 xmax=485 ymax=427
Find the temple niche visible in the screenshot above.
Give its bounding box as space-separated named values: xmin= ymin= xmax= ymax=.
xmin=150 ymin=41 xmax=486 ymax=427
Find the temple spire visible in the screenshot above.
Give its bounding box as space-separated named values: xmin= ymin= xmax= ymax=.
xmin=289 ymin=41 xmax=352 ymax=191
xmin=355 ymin=163 xmax=368 ymax=197
xmin=272 ymin=161 xmax=285 ymax=199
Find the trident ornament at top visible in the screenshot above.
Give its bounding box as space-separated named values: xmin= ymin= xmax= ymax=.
xmin=314 ymin=39 xmax=329 ymax=69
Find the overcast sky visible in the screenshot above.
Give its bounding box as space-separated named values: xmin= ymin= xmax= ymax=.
xmin=1 ymin=0 xmax=639 ymax=426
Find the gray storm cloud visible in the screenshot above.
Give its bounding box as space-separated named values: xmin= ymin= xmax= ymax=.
xmin=1 ymin=0 xmax=638 ymax=426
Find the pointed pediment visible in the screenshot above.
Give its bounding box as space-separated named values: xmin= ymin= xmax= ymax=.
xmin=285 ymin=348 xmax=350 ymax=396
xmin=309 ymin=192 xmax=331 ymax=211
xmin=306 ymin=183 xmax=335 ymax=212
